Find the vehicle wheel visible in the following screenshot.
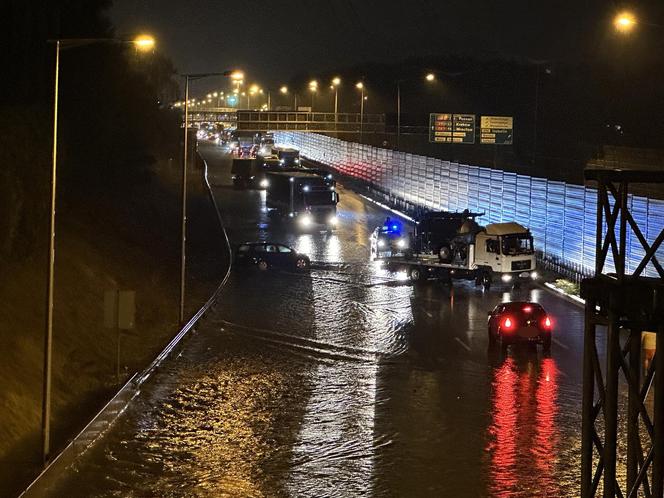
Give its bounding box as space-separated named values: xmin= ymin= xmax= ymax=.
xmin=410 ymin=267 xmax=425 ymax=282
xmin=481 ymin=272 xmax=492 ymax=291
xmin=438 ymin=245 xmax=452 ymax=263
xmin=543 ymin=335 xmax=552 ymax=353
xmin=256 ymin=260 xmax=269 ymax=271
xmin=488 ymin=328 xmax=496 ymax=347
xmin=295 ymin=257 xmax=310 ymax=270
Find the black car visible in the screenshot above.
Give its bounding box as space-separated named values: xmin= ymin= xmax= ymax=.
xmin=235 ymin=242 xmax=311 ymax=271
xmin=488 ymin=301 xmax=553 ymax=351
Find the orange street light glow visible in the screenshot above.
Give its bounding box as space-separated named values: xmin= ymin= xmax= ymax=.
xmin=614 ymin=11 xmax=637 ymax=33
xmin=133 ymin=35 xmax=155 ymax=51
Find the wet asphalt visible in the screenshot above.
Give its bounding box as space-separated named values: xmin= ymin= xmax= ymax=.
xmin=50 ymin=143 xmax=592 ymax=497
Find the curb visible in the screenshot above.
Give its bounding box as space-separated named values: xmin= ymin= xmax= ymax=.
xmin=21 ymin=156 xmax=232 ymax=497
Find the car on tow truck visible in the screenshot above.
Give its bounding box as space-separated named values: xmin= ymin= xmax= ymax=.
xmin=235 ymin=242 xmax=311 ymax=271
xmin=488 ymin=301 xmax=553 ymax=352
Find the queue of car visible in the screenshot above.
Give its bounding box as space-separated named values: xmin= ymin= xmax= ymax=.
xmin=214 ymin=129 xmax=554 ymax=353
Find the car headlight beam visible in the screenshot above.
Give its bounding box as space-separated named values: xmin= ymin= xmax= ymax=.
xmin=299 ymin=214 xmax=313 ymax=227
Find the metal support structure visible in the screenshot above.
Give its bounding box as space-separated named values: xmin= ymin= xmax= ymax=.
xmin=580 ymin=168 xmax=664 ymax=497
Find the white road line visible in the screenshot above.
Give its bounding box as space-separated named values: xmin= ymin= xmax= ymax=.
xmin=552 ymin=337 xmax=569 ymax=350
xmin=420 ymin=307 xmax=433 ymax=318
xmin=454 ymin=337 xmax=472 ymax=352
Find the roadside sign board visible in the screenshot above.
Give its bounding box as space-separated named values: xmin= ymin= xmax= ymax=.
xmin=104 ymin=290 xmax=136 ymax=330
xmin=480 ymin=116 xmax=514 ymax=145
xmin=429 ymin=113 xmax=476 ymax=144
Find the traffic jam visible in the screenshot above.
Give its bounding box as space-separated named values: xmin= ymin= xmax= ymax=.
xmin=210 ymin=128 xmax=554 ymax=356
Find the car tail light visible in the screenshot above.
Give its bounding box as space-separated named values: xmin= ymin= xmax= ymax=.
xmin=523 ymin=306 xmax=532 ymax=313
xmin=502 ymin=317 xmax=515 ymax=331
xmin=542 ymin=316 xmax=553 ymax=330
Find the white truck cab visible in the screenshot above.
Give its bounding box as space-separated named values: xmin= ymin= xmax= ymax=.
xmin=473 ymin=222 xmax=537 ymax=282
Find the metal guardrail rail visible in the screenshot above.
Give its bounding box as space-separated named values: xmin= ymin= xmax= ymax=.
xmin=21 ymin=156 xmax=232 ymax=497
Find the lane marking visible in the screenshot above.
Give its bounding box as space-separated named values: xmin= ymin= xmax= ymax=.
xmin=454 ymin=337 xmax=472 ymax=352
xmin=420 ymin=307 xmax=434 ymax=318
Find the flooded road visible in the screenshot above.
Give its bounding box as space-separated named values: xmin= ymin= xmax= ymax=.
xmin=51 ymin=143 xmax=586 ymax=497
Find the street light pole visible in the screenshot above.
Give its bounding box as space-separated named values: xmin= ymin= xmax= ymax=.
xmin=359 ymin=86 xmax=365 ymax=144
xmin=42 ymin=34 xmax=156 ymax=465
xmin=43 ymin=39 xmax=60 ymax=464
xmin=180 ymin=75 xmax=190 ymax=325
xmin=178 ymin=70 xmax=237 ymax=325
xmin=397 ymin=82 xmax=401 ymax=150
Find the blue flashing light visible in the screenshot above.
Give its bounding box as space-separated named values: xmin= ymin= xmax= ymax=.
xmin=392 ymin=225 xmax=398 ymax=231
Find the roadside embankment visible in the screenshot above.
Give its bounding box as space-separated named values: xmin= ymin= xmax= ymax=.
xmin=0 ymin=155 xmax=227 ymax=497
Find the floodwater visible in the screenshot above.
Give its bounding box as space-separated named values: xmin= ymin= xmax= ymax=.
xmin=51 ymin=143 xmax=588 ymax=497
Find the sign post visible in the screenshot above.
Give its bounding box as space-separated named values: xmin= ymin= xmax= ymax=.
xmin=104 ymin=290 xmax=136 ymax=384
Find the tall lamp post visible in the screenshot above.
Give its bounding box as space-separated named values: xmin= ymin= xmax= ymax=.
xmin=331 ymin=77 xmax=341 ymax=131
xmin=356 ymin=81 xmax=365 ymax=143
xmin=44 ymin=34 xmax=155 ymax=465
xmin=308 ymin=79 xmax=318 ymax=111
xmin=180 ymin=70 xmax=240 ymax=326
xmin=397 ymin=72 xmax=436 ymax=150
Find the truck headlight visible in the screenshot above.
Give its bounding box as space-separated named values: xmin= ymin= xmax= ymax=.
xmin=328 ymin=215 xmax=338 ymax=226
xmin=531 ymin=271 xmax=538 ymax=280
xmin=279 ymin=159 xmax=285 ymax=165
xmin=377 ymin=240 xmax=385 ymax=248
xmin=259 ymin=179 xmax=269 ymax=188
xmin=299 ymin=214 xmax=312 ymax=227
xmin=501 ymin=274 xmax=513 ymax=283
xmin=397 ymin=238 xmax=407 ymax=249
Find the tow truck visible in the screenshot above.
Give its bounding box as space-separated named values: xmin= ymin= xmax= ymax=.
xmin=374 ymin=210 xmax=538 ymax=289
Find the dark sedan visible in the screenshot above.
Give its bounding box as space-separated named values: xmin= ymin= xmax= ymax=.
xmin=488 ymin=301 xmax=553 ymax=351
xmin=235 ymin=242 xmax=311 ymax=271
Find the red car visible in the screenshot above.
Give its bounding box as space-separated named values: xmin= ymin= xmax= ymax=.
xmin=488 ymin=301 xmax=552 ymax=351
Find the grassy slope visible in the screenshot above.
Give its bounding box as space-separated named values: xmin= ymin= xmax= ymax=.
xmin=0 ymin=159 xmax=227 ymax=496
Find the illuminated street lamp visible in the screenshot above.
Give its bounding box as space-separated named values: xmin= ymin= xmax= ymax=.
xmin=614 ymin=11 xmax=637 ymax=33
xmin=356 ymin=81 xmax=365 ymax=142
xmin=133 ymin=34 xmax=156 ymax=52
xmin=248 ymin=84 xmax=260 ymax=109
xmin=309 ymin=80 xmax=318 ymax=110
xmin=179 ymin=69 xmax=237 ymax=331
xmin=331 ymin=77 xmax=341 ymax=129
xmin=396 ymin=73 xmax=437 ymax=149
xmin=43 ymin=34 xmax=155 ymax=465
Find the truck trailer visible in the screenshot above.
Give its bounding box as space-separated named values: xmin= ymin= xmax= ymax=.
xmin=376 ymin=211 xmax=537 ymax=289
xmin=266 ymin=171 xmax=339 ymax=229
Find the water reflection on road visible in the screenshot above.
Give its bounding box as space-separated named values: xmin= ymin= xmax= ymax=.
xmin=50 ymin=145 xmax=585 ymax=497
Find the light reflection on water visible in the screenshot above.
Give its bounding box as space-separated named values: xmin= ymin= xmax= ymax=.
xmin=286 ymin=254 xmax=412 ymax=496
xmin=487 ymin=355 xmax=560 ymax=497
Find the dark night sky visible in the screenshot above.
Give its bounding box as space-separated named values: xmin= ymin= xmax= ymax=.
xmin=110 ymin=0 xmax=654 ymax=93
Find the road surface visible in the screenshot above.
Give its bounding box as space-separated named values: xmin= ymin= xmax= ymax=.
xmin=51 ymin=143 xmax=587 ymax=497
